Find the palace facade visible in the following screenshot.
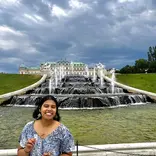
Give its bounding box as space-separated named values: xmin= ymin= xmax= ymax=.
xmin=19 ymin=60 xmax=107 ymax=77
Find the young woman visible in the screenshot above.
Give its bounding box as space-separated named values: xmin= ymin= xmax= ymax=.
xmin=17 ymin=95 xmax=75 ymax=156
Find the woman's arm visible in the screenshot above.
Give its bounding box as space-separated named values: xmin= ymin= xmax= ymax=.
xmin=60 ymin=125 xmax=74 ymax=156
xmin=17 ymin=138 xmax=36 ymax=156
xmin=60 ymin=152 xmax=72 ymax=156
xmin=17 ymin=146 xmax=30 ymax=156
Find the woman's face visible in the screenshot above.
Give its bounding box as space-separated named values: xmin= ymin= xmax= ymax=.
xmin=40 ymin=99 xmax=57 ymax=120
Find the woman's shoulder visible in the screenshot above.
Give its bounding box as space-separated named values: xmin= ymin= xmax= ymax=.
xmin=25 ymin=121 xmax=34 ymax=127
xmin=58 ymin=123 xmax=74 ymax=144
xmin=25 ymin=121 xmax=34 ymax=125
xmin=59 ymin=123 xmax=68 ymax=130
xmin=22 ymin=121 xmax=34 ymax=131
xmin=58 ymin=123 xmax=71 ymax=134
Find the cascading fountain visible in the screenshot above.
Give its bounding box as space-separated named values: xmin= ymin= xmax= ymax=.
xmin=93 ymin=67 xmax=96 ymax=82
xmin=110 ymin=68 xmax=115 ymax=94
xmin=59 ymin=66 xmax=62 ymax=82
xmin=2 ymin=76 xmax=154 ymax=108
xmin=49 ymin=78 xmax=52 ymax=95
xmin=1 ymin=63 xmax=155 ymax=108
xmin=85 ymin=65 xmax=89 ymax=77
xmin=100 ymin=66 xmax=104 ymax=88
xmin=71 ymin=61 xmax=74 ymax=75
xmin=54 ymin=67 xmax=58 ymax=88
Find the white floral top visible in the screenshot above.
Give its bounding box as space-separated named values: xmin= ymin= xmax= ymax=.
xmin=19 ymin=121 xmax=75 ymax=156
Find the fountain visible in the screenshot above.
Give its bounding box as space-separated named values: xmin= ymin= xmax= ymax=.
xmin=93 ymin=67 xmax=96 ymax=82
xmin=1 ymin=62 xmax=155 ymax=108
xmin=59 ymin=66 xmax=62 ymax=82
xmin=54 ymin=67 xmax=58 ymax=88
xmin=49 ymin=78 xmax=52 ymax=95
xmin=70 ymin=61 xmax=74 ymax=75
xmin=1 ymin=71 xmax=154 ymax=108
xmin=110 ymin=68 xmax=115 ymax=94
xmin=85 ymin=65 xmax=89 ymax=77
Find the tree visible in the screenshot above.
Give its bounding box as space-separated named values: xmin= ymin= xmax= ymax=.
xmin=135 ymin=59 xmax=149 ymax=73
xmin=153 ymin=46 xmax=156 ymax=61
xmin=119 ymin=45 xmax=156 ymax=74
xmin=148 ymin=46 xmax=156 ymax=62
xmin=120 ymin=65 xmax=136 ymax=74
xmin=148 ymin=61 xmax=156 ymax=72
xmin=148 ymin=46 xmax=153 ymax=62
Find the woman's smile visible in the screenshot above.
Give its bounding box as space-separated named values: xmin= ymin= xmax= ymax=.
xmin=45 ymin=112 xmax=53 ymax=116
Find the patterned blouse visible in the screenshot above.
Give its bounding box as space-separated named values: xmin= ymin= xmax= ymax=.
xmin=19 ymin=121 xmax=75 ymax=156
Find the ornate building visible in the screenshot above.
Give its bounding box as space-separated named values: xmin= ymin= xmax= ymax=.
xmin=19 ymin=60 xmax=107 ymax=77
xmin=19 ymin=64 xmax=41 ymax=75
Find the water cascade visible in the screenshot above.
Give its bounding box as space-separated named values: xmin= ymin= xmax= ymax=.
xmin=71 ymin=61 xmax=74 ymax=75
xmin=85 ymin=65 xmax=89 ymax=77
xmin=59 ymin=66 xmax=62 ymax=82
xmin=100 ymin=67 xmax=104 ymax=88
xmin=2 ymin=74 xmax=154 ymax=108
xmin=93 ymin=67 xmax=96 ymax=82
xmin=110 ymin=68 xmax=115 ymax=94
xmin=54 ymin=67 xmax=58 ymax=88
xmin=49 ymin=78 xmax=52 ymax=95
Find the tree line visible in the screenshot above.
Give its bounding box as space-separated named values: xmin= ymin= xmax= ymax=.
xmin=119 ymin=46 xmax=156 ymax=73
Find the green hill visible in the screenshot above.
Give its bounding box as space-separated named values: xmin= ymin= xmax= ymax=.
xmin=0 ymin=74 xmax=41 ymax=95
xmin=116 ymin=73 xmax=156 ymax=93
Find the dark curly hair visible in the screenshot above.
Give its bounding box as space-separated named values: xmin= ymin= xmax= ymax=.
xmin=33 ymin=95 xmax=61 ymax=121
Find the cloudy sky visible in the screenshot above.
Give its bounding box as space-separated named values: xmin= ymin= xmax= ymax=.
xmin=0 ymin=0 xmax=156 ymax=73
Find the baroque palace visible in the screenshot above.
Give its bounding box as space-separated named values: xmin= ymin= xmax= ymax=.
xmin=19 ymin=60 xmax=107 ymax=77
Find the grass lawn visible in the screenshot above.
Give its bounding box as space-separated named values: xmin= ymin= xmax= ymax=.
xmin=116 ymin=73 xmax=156 ymax=93
xmin=1 ymin=105 xmax=156 ymax=149
xmin=0 ymin=74 xmax=41 ymax=95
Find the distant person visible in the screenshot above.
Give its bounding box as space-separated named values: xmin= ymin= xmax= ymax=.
xmin=17 ymin=95 xmax=75 ymax=156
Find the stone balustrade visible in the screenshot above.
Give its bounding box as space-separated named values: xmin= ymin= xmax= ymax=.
xmin=103 ymin=75 xmax=156 ymax=99
xmin=1 ymin=142 xmax=156 ymax=156
xmin=0 ymin=74 xmax=47 ymax=101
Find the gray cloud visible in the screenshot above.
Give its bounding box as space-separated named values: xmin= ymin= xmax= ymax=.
xmin=0 ymin=0 xmax=156 ymax=73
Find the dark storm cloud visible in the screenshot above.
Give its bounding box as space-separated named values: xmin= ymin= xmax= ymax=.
xmin=0 ymin=0 xmax=156 ymax=73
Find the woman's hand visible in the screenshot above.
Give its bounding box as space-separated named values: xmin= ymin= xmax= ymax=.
xmin=43 ymin=152 xmax=52 ymax=156
xmin=24 ymin=138 xmax=36 ymax=153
